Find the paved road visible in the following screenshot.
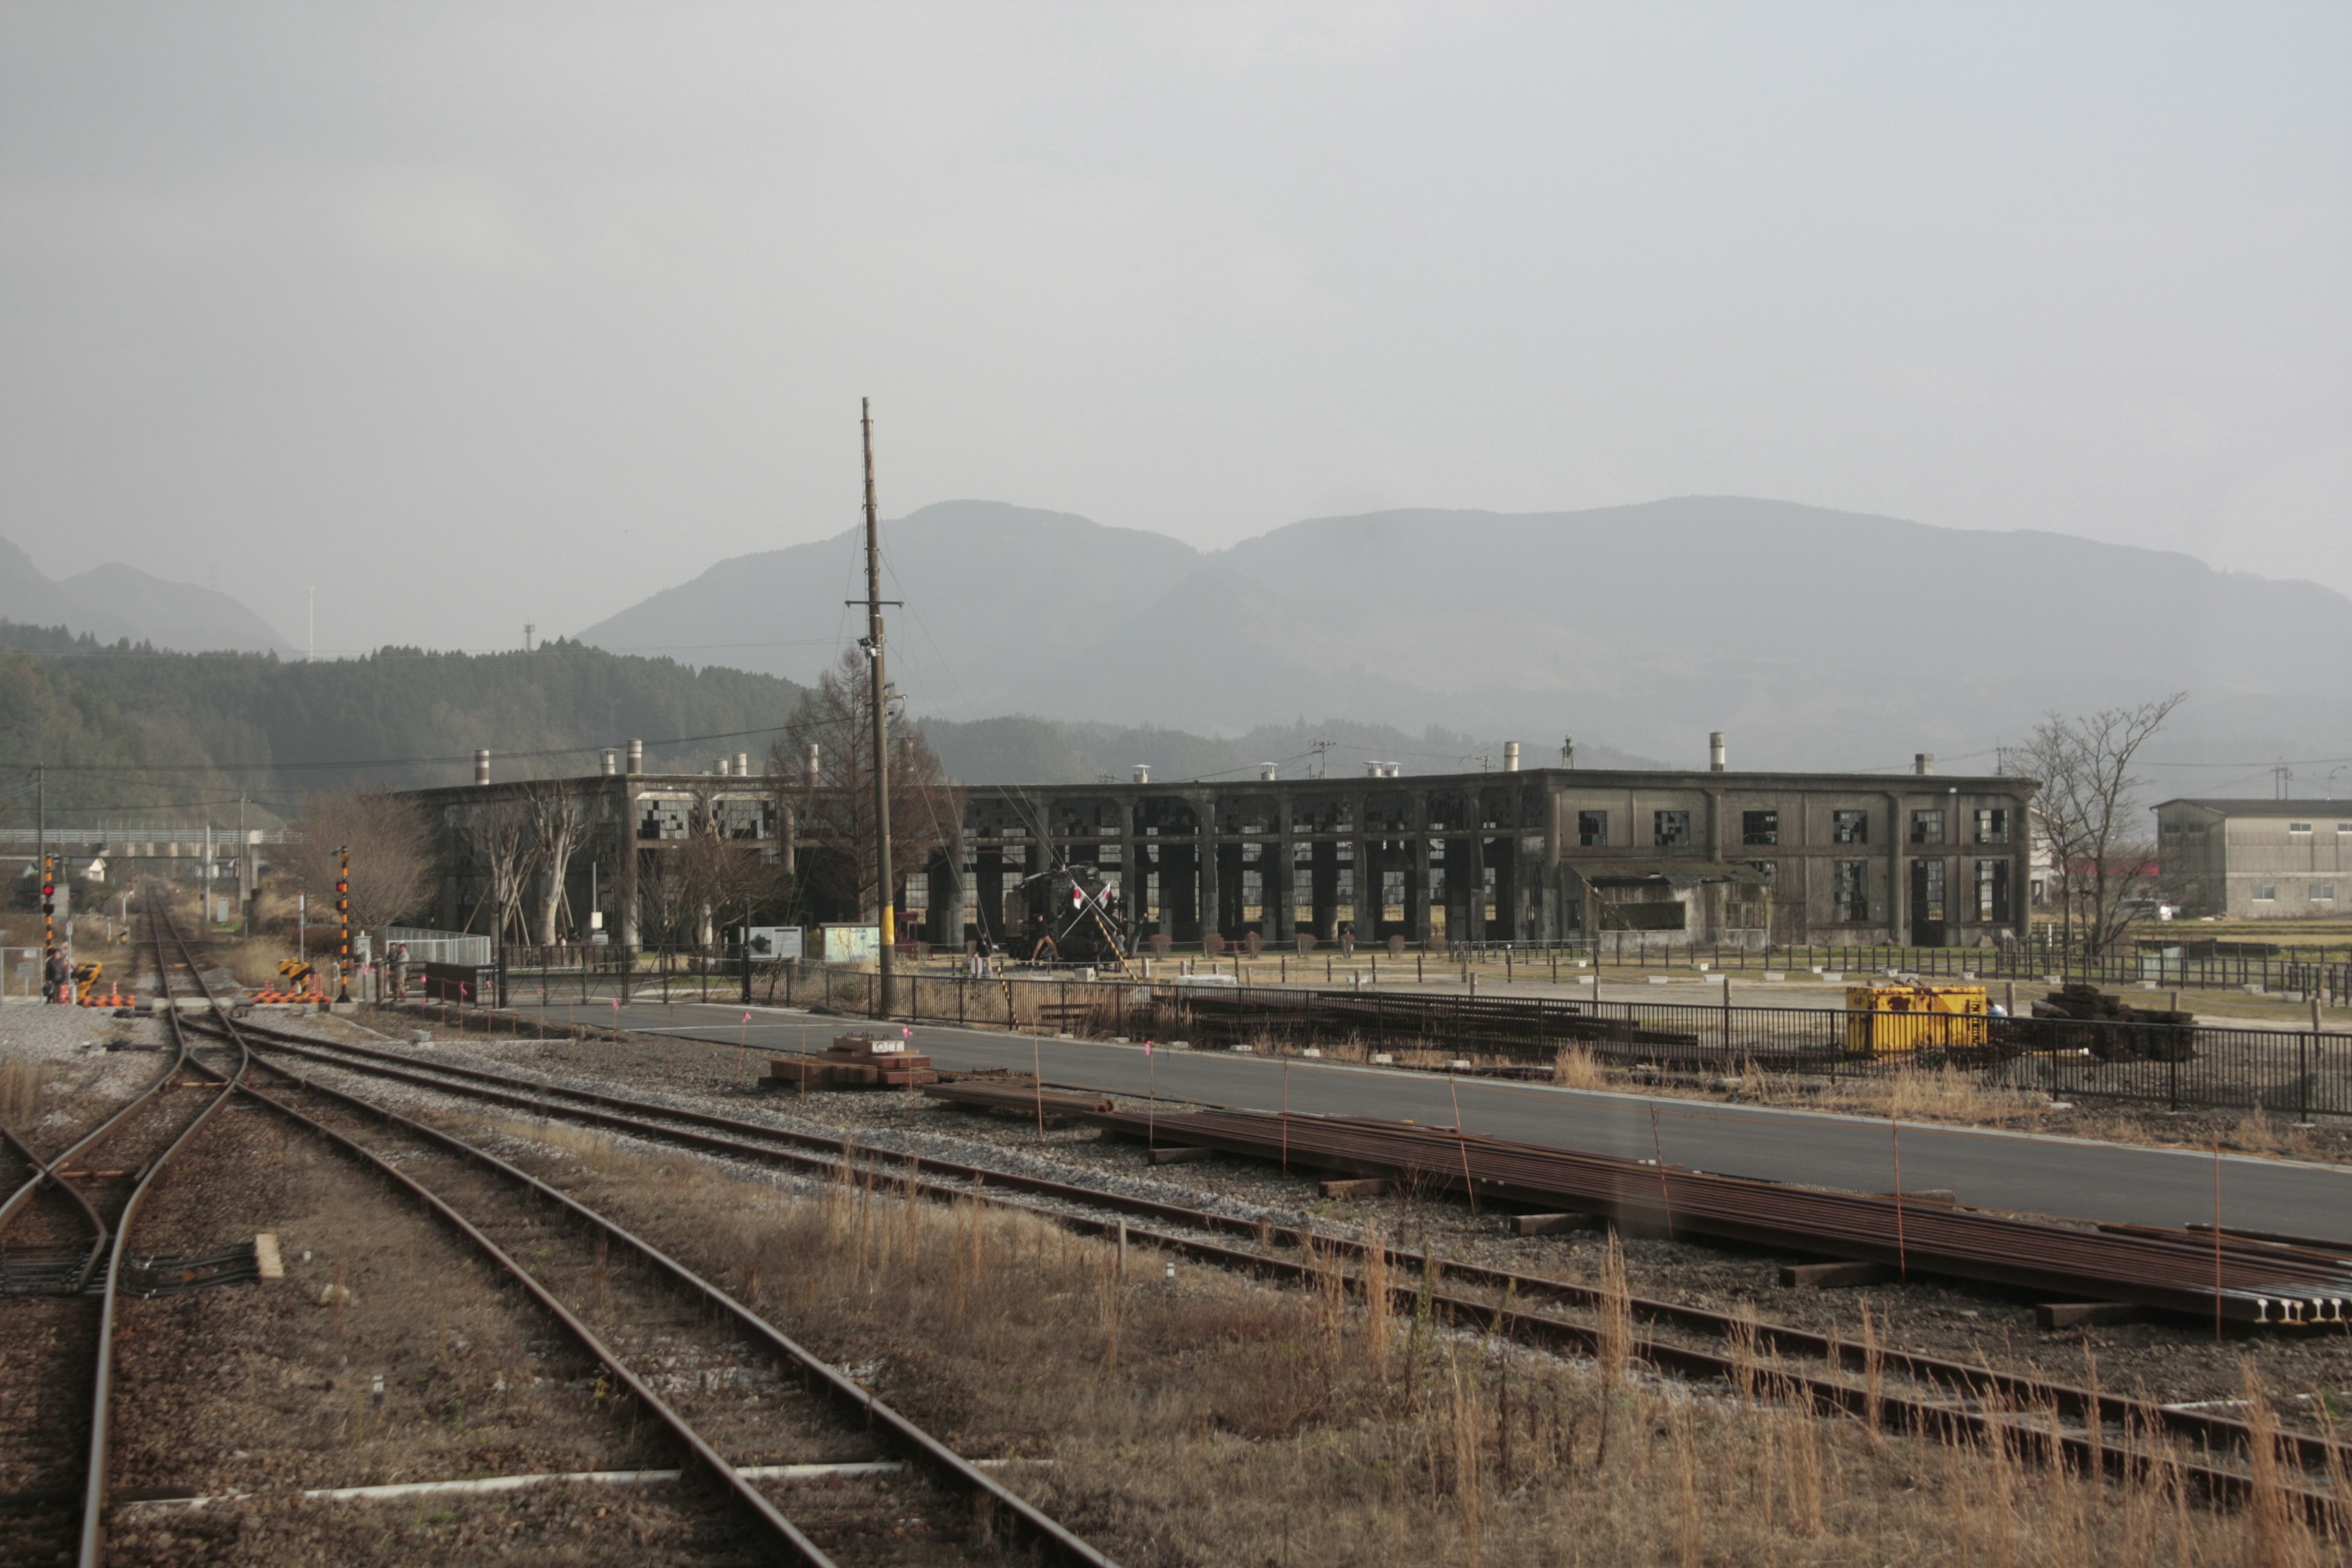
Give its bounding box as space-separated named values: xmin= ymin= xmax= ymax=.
xmin=525 ymin=997 xmax=2351 ymax=1238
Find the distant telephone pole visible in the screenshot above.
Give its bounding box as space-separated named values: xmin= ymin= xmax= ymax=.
xmin=861 ymin=399 xmax=897 ymax=1017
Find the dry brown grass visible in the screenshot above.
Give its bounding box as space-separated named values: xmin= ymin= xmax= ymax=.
xmin=0 ymin=1056 xmax=52 ymax=1126
xmin=1552 ymin=1045 xmax=1609 ymax=1089
xmin=500 ymin=1124 xmax=2307 ymax=1568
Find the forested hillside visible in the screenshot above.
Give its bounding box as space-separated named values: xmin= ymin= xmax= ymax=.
xmin=0 ymin=627 xmax=810 ymax=822
xmin=0 ymin=625 xmax=1562 ymax=825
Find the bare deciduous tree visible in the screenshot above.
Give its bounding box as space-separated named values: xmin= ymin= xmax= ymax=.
xmin=288 ymin=787 xmax=434 ymax=935
xmin=636 ymin=848 xmax=692 ymax=948
xmin=773 ymin=646 xmax=963 ymax=927
xmin=456 ymin=800 xmax=537 ymax=942
xmin=679 ymin=831 xmax=789 ymax=951
xmin=2019 ymin=693 xmax=2185 ymax=958
xmin=521 ymin=778 xmax=589 ymax=944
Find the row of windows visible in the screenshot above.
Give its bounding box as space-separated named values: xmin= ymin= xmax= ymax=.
xmin=1580 ymin=806 xmax=2013 ymax=849
xmin=1738 ymin=858 xmax=2012 ymax=922
xmin=2250 ymin=884 xmax=2337 ymax=902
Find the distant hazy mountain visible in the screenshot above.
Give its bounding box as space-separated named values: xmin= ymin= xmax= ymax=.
xmin=0 ymin=536 xmax=295 ymax=655
xmin=578 ymin=497 xmax=2352 ymax=787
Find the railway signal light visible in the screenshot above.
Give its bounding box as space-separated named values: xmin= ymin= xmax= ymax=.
xmin=336 ymin=845 xmax=352 ymax=1004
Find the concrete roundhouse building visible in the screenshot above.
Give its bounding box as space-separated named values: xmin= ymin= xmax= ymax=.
xmin=404 ymin=738 xmax=2034 ymax=952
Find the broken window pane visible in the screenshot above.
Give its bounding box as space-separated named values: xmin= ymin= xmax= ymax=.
xmin=1742 ymin=810 xmax=1779 ymax=846
xmin=1834 ymin=859 xmax=1869 ymax=922
xmin=1653 ymin=810 xmax=1691 ymax=847
xmin=1578 ymin=810 xmax=1608 ymax=846
xmin=1975 ymin=859 xmax=2010 ymax=922
xmin=1973 ymin=809 xmax=2008 ymax=845
xmin=1833 ymin=810 xmax=1869 ymax=845
xmin=1910 ymin=809 xmax=1944 ymax=845
xmin=1918 ymin=859 xmax=1945 ymax=921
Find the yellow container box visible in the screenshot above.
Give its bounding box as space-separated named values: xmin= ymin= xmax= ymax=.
xmin=1843 ymin=984 xmax=1989 ymax=1057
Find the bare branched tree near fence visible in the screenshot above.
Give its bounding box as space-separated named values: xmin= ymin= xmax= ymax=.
xmin=288 ymin=786 xmax=432 ymax=933
xmin=2020 ymin=693 xmax=2184 ymax=957
xmin=774 ymin=646 xmax=963 ymax=926
xmin=680 ymin=831 xmax=789 ymax=951
xmin=457 ymin=799 xmax=536 ymax=942
xmin=522 ymin=777 xmax=588 ymax=944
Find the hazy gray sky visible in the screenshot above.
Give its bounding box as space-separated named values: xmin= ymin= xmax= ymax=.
xmin=4 ymin=2 xmax=2346 ymax=654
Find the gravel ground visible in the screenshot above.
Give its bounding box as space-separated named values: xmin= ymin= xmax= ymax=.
xmin=256 ymin=1008 xmax=2352 ymax=1428
xmin=0 ymin=1003 xmax=175 ymax=1148
xmin=110 ymin=1094 xmax=663 ymax=1502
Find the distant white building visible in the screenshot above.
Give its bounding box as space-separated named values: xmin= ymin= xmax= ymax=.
xmin=2154 ymin=799 xmax=2350 ymax=918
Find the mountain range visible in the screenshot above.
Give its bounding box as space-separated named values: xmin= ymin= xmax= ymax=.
xmin=578 ymin=497 xmax=2352 ymax=787
xmin=0 ymin=537 xmax=294 ymax=655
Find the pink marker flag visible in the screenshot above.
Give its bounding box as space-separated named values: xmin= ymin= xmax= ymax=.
xmin=1143 ymin=1039 xmax=1153 ymax=1056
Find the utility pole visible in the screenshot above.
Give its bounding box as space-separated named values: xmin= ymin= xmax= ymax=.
xmin=861 ymin=398 xmax=896 ymax=1017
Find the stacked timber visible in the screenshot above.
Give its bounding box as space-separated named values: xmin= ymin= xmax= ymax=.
xmin=2023 ymin=984 xmax=2197 ymax=1061
xmin=760 ymin=1033 xmax=940 ymax=1090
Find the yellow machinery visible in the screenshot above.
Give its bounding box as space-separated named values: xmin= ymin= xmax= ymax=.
xmin=71 ymin=960 xmax=102 ymax=1005
xmin=1844 ymin=982 xmax=1989 ymax=1057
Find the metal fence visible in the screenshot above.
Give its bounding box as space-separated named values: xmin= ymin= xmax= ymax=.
xmin=385 ymin=927 xmax=495 ymax=967
xmin=489 ymin=945 xmax=2351 ymax=1120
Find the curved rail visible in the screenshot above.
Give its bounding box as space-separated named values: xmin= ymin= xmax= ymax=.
xmin=211 ymin=1016 xmax=2348 ymax=1518
xmin=178 ymin=1017 xmax=1117 ymax=1565
xmin=77 ymin=905 xmax=252 ymax=1568
xmin=0 ymin=1120 xmax=110 ymax=1288
xmin=0 ymin=916 xmax=195 ymax=1285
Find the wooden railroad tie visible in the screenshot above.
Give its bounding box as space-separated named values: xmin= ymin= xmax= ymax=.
xmin=1779 ymin=1261 xmax=1896 ymax=1289
xmin=1511 ymin=1212 xmax=1607 ymax=1237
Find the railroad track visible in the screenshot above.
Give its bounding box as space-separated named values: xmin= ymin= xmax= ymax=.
xmin=0 ymin=898 xmax=247 ymax=1568
xmin=203 ymin=1014 xmax=2350 ymax=1523
xmin=137 ymin=968 xmax=1113 ymax=1564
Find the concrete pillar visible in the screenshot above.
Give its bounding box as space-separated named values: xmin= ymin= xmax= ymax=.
xmin=1194 ymin=791 xmax=1219 ymax=944
xmin=619 ymin=783 xmax=641 ymax=947
xmin=1409 ymin=833 xmax=1431 ymax=943
xmin=1115 ymin=796 xmax=1137 ymax=950
xmin=1271 ymin=793 xmax=1295 ymax=943
xmin=1886 ymin=790 xmax=1904 ymax=943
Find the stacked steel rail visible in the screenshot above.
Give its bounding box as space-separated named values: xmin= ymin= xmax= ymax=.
xmin=164 ymin=985 xmax=1112 ymax=1562
xmin=192 ymin=1018 xmax=2348 ymax=1515
xmin=1084 ymin=1107 xmax=2352 ymax=1326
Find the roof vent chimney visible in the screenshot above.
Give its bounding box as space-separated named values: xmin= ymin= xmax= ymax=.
xmin=1503 ymin=741 xmax=1521 ymax=772
xmin=806 ymin=742 xmax=820 ymax=784
xmin=715 ymin=757 xmax=730 ymax=777
xmin=475 ymin=748 xmax=491 ymax=786
xmin=1915 ymin=752 xmax=1936 ymax=776
xmin=1132 ymin=764 xmax=1150 ymax=784
xmin=1259 ymin=762 xmax=1278 ymax=781
xmin=736 ymin=752 xmax=750 ymax=777
xmin=626 ymin=738 xmax=643 ymax=775
xmin=601 ymin=748 xmax=617 ymax=776
xmin=1709 ymin=732 xmax=1727 ymax=773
